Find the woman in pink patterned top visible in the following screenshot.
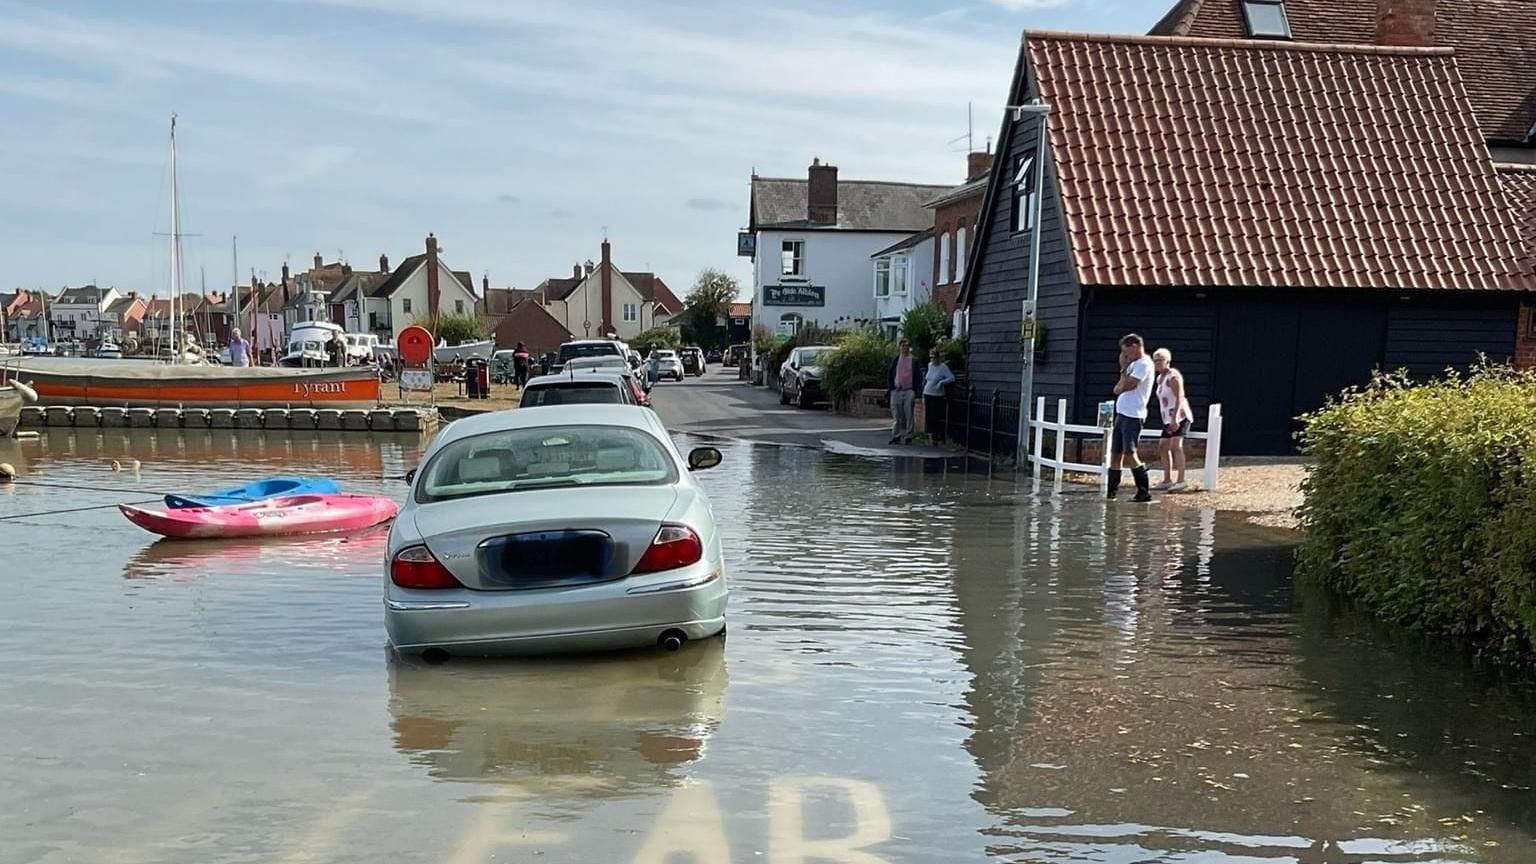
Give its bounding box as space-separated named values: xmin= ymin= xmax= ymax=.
xmin=1152 ymin=347 xmax=1194 ymax=491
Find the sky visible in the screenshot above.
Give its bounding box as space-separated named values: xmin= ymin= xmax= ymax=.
xmin=0 ymin=0 xmax=1164 ymax=300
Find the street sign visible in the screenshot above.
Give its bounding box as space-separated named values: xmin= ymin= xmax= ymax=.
xmin=737 ymin=232 xmax=756 ymax=257
xmin=400 ymin=369 xmax=434 ymax=392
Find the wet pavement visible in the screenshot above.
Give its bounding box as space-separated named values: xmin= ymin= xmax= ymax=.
xmin=2 ymin=427 xmax=1536 ymax=863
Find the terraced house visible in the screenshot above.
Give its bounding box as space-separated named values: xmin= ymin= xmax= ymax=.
xmin=957 ymin=23 xmax=1535 ymax=455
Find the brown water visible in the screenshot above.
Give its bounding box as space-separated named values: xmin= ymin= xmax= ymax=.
xmin=2 ymin=428 xmax=1534 ymax=863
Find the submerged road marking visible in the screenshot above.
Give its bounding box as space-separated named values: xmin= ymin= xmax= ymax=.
xmin=769 ymin=777 xmax=892 ymax=864
xmin=631 ymin=780 xmax=731 ymax=864
xmin=445 ymin=800 xmax=568 ymax=864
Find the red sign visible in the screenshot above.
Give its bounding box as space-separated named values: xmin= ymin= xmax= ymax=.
xmin=397 ymin=325 xmax=433 ymax=366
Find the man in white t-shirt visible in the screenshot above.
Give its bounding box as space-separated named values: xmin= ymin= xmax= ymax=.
xmin=1109 ymin=333 xmax=1155 ymax=502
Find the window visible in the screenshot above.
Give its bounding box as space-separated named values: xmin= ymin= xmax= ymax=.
xmin=623 ymin=302 xmax=638 ymax=322
xmin=402 ymin=298 xmax=412 ymax=314
xmin=780 ymin=240 xmax=804 ymax=277
xmin=955 ymin=227 xmax=967 ymax=282
xmin=455 ymin=299 xmax=465 ymax=314
xmin=1241 ymin=0 xmax=1291 ymax=38
xmin=891 ymin=256 xmax=908 ymax=296
xmin=417 ymin=425 xmax=676 ymax=503
xmin=874 ymin=259 xmax=891 ymax=297
xmin=1013 ymin=156 xmax=1038 ymax=233
xmin=938 ymin=232 xmax=951 ymax=285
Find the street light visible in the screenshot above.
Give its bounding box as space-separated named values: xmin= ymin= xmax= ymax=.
xmin=1008 ymin=100 xmax=1051 ymax=466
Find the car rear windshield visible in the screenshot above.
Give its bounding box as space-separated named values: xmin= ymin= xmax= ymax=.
xmin=418 ymin=425 xmax=676 ymax=503
xmin=520 ymin=382 xmax=624 ymax=407
xmin=557 ymin=342 xmax=621 ymax=362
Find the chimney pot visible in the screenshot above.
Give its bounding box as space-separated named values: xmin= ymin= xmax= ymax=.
xmin=1376 ymin=0 xmax=1437 ymax=46
xmin=807 ymin=159 xmax=839 ymax=225
xmin=573 ymin=263 xmax=582 ymax=279
xmin=379 ymin=253 xmax=390 ymax=273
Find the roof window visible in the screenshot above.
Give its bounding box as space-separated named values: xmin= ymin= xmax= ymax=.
xmin=1241 ymin=0 xmax=1292 ymax=39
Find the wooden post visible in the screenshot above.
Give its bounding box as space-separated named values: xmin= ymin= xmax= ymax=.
xmin=1032 ymin=396 xmax=1046 ymax=476
xmin=1203 ymin=403 xmax=1223 ymax=492
xmin=1054 ymin=398 xmax=1068 ymax=494
xmin=988 ymin=392 xmax=999 ymax=457
xmin=962 ymin=387 xmax=973 ymax=454
xmin=1099 ymin=427 xmax=1112 ymax=497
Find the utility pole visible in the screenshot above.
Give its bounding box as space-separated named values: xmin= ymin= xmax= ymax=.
xmin=1011 ymin=100 xmax=1052 ymax=466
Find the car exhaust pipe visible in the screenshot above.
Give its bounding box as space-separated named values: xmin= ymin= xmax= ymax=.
xmin=659 ymin=630 xmax=687 ymax=652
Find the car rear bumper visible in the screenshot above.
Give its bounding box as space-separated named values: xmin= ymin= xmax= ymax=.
xmin=384 ymin=561 xmax=728 ymax=656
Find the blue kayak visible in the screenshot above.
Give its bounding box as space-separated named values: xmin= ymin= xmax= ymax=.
xmin=165 ymin=476 xmax=341 ymax=509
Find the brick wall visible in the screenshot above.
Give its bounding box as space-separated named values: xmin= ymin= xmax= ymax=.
xmin=842 ymin=388 xmax=923 ymax=428
xmin=1516 ymin=305 xmax=1536 ymax=369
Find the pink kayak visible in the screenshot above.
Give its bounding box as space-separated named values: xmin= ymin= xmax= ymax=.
xmin=120 ymin=494 xmax=398 ymax=540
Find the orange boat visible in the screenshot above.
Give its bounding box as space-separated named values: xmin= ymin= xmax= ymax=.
xmin=13 ymin=358 xmax=380 ymax=409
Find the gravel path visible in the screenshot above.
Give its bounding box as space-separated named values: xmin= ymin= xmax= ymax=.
xmin=1153 ymin=457 xmax=1304 ymax=530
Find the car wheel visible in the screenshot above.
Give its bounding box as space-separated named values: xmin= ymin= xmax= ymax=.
xmin=797 ymin=387 xmax=813 ymax=409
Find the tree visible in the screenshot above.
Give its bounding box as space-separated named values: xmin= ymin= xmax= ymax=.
xmin=901 ymin=301 xmax=950 ymax=361
xmin=680 ymin=269 xmax=740 ymax=351
xmin=631 ymin=325 xmax=681 ymax=356
xmin=413 ymin=311 xmax=488 ymax=346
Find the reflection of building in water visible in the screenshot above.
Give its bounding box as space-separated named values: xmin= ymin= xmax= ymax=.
xmin=388 ymin=639 xmax=726 ymax=800
xmin=25 ymin=427 xmax=424 ymax=477
xmin=951 ymin=502 xmax=1529 ymax=860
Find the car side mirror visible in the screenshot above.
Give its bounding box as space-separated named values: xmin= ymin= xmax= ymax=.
xmin=688 ymin=447 xmax=722 ymax=471
xmin=403 ymin=467 xmax=417 ymax=484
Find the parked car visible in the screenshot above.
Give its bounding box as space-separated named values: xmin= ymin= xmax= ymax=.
xmin=519 ymin=372 xmax=640 ymax=408
xmin=551 ymin=339 xmax=625 ymax=375
xmin=779 ymin=346 xmax=832 ymax=408
xmin=680 ymin=347 xmax=706 ymax=376
xmin=705 ymin=349 xmax=723 ymax=365
xmin=651 ymin=349 xmax=684 ymax=381
xmin=385 ymin=405 xmax=728 ymax=657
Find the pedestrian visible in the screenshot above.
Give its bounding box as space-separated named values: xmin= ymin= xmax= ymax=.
xmin=327 ymin=331 xmax=345 ymax=368
xmin=887 ymin=337 xmax=920 ymax=445
xmin=227 ymin=328 xmax=251 ymax=368
xmin=922 ymin=348 xmax=955 ymax=443
xmin=1152 ymin=347 xmax=1193 ymax=491
xmin=1109 ymin=333 xmax=1155 ymax=502
xmin=512 ymin=341 xmax=531 ymax=388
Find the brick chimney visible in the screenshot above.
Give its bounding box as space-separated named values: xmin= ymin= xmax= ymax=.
xmin=280 ymin=261 xmax=290 ymax=304
xmin=966 ymin=151 xmax=994 ymax=182
xmin=573 ymin=263 xmax=582 ymax=279
xmin=599 ymin=239 xmax=613 ymax=335
xmin=1377 ymin=0 xmax=1437 ymax=45
xmin=379 ymin=253 xmax=390 ymax=273
xmin=425 ymin=233 xmax=440 ymax=318
xmin=482 ymin=273 xmax=489 ymax=293
xmin=313 ymin=252 xmax=323 ymax=270
xmin=807 ymin=158 xmax=838 ymax=225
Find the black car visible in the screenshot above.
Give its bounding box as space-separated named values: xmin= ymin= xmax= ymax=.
xmin=778 ymin=345 xmax=831 ymax=408
xmin=705 ymin=349 xmax=723 ymax=364
xmin=681 ymin=347 xmax=705 ymax=377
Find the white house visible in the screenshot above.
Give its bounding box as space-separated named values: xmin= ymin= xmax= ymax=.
xmin=362 ymin=234 xmax=481 ymax=342
xmin=744 ymin=160 xmax=949 ymax=338
xmin=870 ymin=230 xmax=935 ymax=338
xmin=532 ymin=241 xmax=682 ymax=341
xmin=50 ymin=284 xmax=119 ymax=340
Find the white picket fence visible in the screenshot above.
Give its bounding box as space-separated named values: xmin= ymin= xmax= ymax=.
xmin=1027 ymin=397 xmax=1224 ymax=494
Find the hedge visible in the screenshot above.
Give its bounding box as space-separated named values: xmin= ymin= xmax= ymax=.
xmin=822 ymin=331 xmax=895 ymax=405
xmin=1296 ymin=366 xmax=1536 ymax=661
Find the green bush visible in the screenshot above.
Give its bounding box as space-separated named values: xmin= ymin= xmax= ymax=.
xmin=631 ymin=326 xmax=680 ymax=355
xmin=934 ymin=336 xmax=966 ymax=372
xmin=764 ymin=324 xmax=837 ymax=375
xmin=901 ymin=301 xmax=950 ymax=360
xmin=413 ymin=311 xmax=487 ymax=345
xmin=1296 ymin=365 xmax=1536 ymax=662
xmin=821 ymin=331 xmax=896 ymax=405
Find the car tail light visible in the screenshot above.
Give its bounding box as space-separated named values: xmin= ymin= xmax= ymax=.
xmin=628 ymin=377 xmax=646 ymax=403
xmin=391 ymin=544 xmax=464 ymax=589
xmin=630 ymin=525 xmax=703 ymax=574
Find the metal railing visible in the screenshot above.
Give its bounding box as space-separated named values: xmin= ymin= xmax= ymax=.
xmin=1028 ymin=397 xmax=1224 ymax=493
xmin=940 ymin=386 xmax=1022 ymax=460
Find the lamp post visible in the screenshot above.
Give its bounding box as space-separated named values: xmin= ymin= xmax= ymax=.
xmin=1009 ymin=100 xmax=1051 ymax=466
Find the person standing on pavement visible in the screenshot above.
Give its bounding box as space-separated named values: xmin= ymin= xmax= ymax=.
xmin=887 ymin=338 xmax=921 ymax=445
xmin=227 ymin=328 xmax=251 ymax=368
xmin=1152 ymin=347 xmax=1194 ymax=491
xmin=922 ymin=349 xmax=956 ymax=444
xmin=1109 ymin=333 xmax=1155 ymax=502
xmin=512 ymin=341 xmax=531 ymax=388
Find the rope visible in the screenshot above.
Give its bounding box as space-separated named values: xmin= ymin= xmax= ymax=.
xmin=0 ymin=499 xmax=162 ymax=521
xmin=4 ymin=479 xmax=166 ymax=496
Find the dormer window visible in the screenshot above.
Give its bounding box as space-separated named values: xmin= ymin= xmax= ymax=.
xmin=1241 ymin=0 xmax=1291 ymax=39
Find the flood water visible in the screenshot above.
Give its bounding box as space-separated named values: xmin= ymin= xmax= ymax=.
xmin=2 ymin=427 xmax=1535 ymax=863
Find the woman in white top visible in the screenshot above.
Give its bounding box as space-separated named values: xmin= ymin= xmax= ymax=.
xmin=1152 ymin=347 xmax=1194 ymax=491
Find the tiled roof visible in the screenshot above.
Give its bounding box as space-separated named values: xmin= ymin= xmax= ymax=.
xmin=488 ymin=299 xmax=572 ymax=353
xmin=1499 ymin=163 xmax=1536 ymax=261
xmin=538 ymin=276 xmax=583 ymax=302
xmin=1150 ymin=0 xmax=1536 ymax=145
xmin=329 ymin=271 xmax=388 ymax=305
xmin=105 ymin=296 xmax=142 ymax=315
xmin=482 ymin=287 xmax=539 ymax=315
xmin=622 ymin=272 xmax=683 ymax=311
xmin=923 ymin=178 xmax=988 ymax=210
xmin=871 ymin=229 xmax=933 ymax=258
xmin=728 ymin=302 xmax=752 ymax=319
xmin=55 ymin=284 xmax=108 ymax=305
xmin=368 ymin=254 xmax=427 ymax=298
xmin=1024 ymin=30 xmax=1534 ymax=291
xmin=751 ymin=178 xmax=952 ymax=232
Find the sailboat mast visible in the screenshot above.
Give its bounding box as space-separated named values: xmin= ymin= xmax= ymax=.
xmin=232 ymin=235 xmax=240 ymax=329
xmin=168 ymin=115 xmax=182 ymax=363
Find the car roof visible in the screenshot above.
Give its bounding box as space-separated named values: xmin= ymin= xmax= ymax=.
xmin=434 ymin=403 xmax=662 ymax=446
xmin=524 ymin=371 xmax=628 ymax=388
xmin=562 ymin=339 xmax=620 ymax=346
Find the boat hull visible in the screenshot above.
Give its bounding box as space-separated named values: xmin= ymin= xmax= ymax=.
xmin=12 ymin=358 xmax=381 ymax=408
xmin=165 ymin=476 xmax=341 ymax=508
xmin=0 ymin=387 xmax=20 ymax=437
xmin=120 ymin=493 xmax=398 ymax=540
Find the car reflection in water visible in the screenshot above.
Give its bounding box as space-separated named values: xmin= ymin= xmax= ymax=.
xmin=388 ymin=637 xmax=726 ymax=799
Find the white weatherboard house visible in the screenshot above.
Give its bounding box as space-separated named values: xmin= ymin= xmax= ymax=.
xmin=361 ymin=234 xmax=481 ymax=342
xmin=744 ymin=160 xmax=948 ymax=338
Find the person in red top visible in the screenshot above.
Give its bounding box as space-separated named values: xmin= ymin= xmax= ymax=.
xmin=512 ymin=341 xmax=531 ymax=387
xmin=887 ymin=338 xmax=921 ymax=445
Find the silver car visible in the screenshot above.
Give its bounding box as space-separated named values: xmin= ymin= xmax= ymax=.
xmin=385 ymin=405 xmax=727 ymax=658
xmin=651 ymin=350 xmax=684 ymax=381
